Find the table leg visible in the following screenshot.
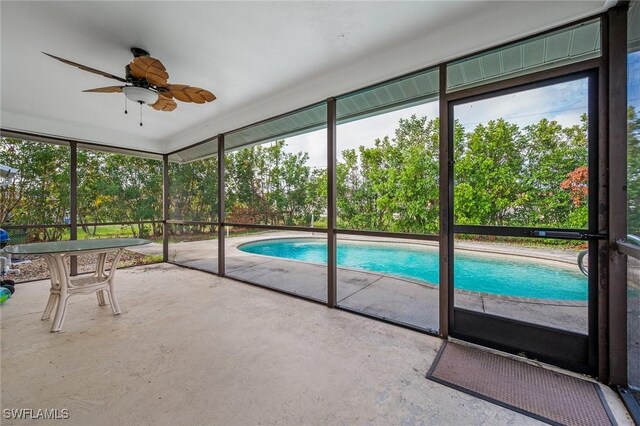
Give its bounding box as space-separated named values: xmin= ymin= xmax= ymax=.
xmin=96 ymin=253 xmax=108 ymax=306
xmin=42 ymin=254 xmax=63 ymax=322
xmin=96 ymin=252 xmax=108 ymax=277
xmin=97 ymin=290 xmax=107 ymax=306
xmin=106 ymin=248 xmax=125 ymax=315
xmin=41 ymin=293 xmax=58 ymax=321
xmin=45 ymin=254 xmax=70 ymax=333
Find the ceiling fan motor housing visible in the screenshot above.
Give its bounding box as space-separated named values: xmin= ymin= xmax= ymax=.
xmin=125 ymin=65 xmax=151 ymax=87
xmin=130 ymin=47 xmax=150 ymax=58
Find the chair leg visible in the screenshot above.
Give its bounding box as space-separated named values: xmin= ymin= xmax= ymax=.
xmin=41 ymin=293 xmax=58 ymax=321
xmin=97 ymin=290 xmax=107 ymax=306
xmin=50 ymin=295 xmax=69 ymax=332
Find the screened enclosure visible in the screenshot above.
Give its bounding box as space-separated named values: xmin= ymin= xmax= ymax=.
xmin=1 ymin=5 xmax=637 ymax=391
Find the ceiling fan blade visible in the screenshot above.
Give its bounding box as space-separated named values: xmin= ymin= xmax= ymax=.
xmin=43 ymin=52 xmax=127 ymax=83
xmin=151 ymin=95 xmax=177 ymax=112
xmin=166 ymin=84 xmax=216 ymax=104
xmin=129 ymin=56 xmax=169 ymax=87
xmin=166 ymin=84 xmax=189 ymax=102
xmin=82 ymin=86 xmax=125 ymax=93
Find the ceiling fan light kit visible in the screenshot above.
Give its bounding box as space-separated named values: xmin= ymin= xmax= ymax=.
xmin=43 ymin=48 xmax=216 ymax=127
xmin=122 ymin=86 xmax=159 ymax=105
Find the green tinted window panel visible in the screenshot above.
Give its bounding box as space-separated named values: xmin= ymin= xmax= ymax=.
xmin=447 ymin=19 xmax=600 ymax=92
xmin=225 ymin=103 xmax=327 ymax=152
xmin=522 ymin=39 xmax=546 ymax=68
xmin=337 ymin=68 xmax=438 ymax=123
xmin=629 ymin=0 xmax=640 ymax=53
xmin=502 ymin=45 xmax=523 ymax=73
xmin=169 ymin=138 xmax=218 ymax=164
xmin=77 ymin=143 xmax=162 ymax=161
xmin=481 ymin=51 xmax=502 ymax=79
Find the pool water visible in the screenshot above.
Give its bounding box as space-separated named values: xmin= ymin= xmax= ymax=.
xmin=238 ymin=238 xmax=588 ymax=300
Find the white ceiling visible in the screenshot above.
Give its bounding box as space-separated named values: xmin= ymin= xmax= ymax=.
xmin=1 ymin=1 xmax=612 ymax=154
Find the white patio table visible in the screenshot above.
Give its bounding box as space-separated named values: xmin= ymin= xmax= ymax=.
xmin=3 ymin=238 xmax=150 ymax=332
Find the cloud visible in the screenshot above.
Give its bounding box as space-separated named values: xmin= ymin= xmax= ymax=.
xmin=455 ymin=78 xmax=588 ymax=132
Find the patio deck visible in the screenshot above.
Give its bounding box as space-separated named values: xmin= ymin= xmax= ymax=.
xmin=0 ymin=264 xmax=630 ymax=425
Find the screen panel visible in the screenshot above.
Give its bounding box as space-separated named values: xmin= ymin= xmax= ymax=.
xmin=336 ymin=234 xmax=439 ymax=332
xmin=168 ymin=223 xmax=218 ymax=274
xmin=224 ymin=105 xmax=327 ymax=228
xmin=336 ymin=70 xmax=440 ymax=234
xmin=225 ymin=227 xmax=328 ymax=302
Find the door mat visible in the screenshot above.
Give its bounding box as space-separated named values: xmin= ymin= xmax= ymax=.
xmin=426 ymin=341 xmax=616 ymax=426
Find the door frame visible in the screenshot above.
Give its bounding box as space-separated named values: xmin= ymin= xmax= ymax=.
xmin=442 ymin=69 xmax=604 ymax=374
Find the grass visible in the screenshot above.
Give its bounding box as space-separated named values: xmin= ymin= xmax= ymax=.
xmin=68 ymin=225 xmax=137 ymax=240
xmin=454 ymin=234 xmax=588 ymax=250
xmin=4 ymin=224 xmax=151 ymax=245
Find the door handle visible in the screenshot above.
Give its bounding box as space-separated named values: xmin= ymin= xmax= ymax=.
xmin=530 ymin=230 xmax=586 ymax=239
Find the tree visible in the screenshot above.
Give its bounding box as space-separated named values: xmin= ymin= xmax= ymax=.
xmin=337 ymin=148 xmax=377 ymax=229
xmin=337 ymin=115 xmax=441 ymax=233
xmin=225 ymin=140 xmax=322 ymax=227
xmin=561 ymin=166 xmax=589 ymax=205
xmin=454 ymin=119 xmax=525 ymax=226
xmin=169 ymin=157 xmax=218 ymax=234
xmin=0 ymin=138 xmax=70 ymax=241
xmin=77 ymin=150 xmax=113 ymax=235
xmin=76 ymin=150 xmax=162 ymax=237
xmin=520 ymin=116 xmax=588 ymax=228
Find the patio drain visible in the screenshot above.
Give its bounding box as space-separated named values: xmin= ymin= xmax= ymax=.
xmin=426 ymin=341 xmax=616 ymax=426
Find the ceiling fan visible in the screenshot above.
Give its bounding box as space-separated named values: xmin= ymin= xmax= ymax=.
xmin=43 ymin=47 xmax=216 ymax=125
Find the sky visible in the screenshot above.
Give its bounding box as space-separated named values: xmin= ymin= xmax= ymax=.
xmin=250 ymin=51 xmax=640 ymax=170
xmin=628 ymin=50 xmax=640 ymax=110
xmin=454 ymin=79 xmax=588 ymax=132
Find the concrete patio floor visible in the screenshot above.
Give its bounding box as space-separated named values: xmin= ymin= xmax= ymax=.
xmin=1 ymin=264 xmax=631 ymax=426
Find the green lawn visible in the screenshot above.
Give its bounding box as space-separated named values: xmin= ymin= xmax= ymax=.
xmin=4 ymin=224 xmax=156 ymax=245
xmin=63 ymin=224 xmax=137 ymax=240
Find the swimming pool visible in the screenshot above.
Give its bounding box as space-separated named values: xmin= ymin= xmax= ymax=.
xmin=238 ymin=238 xmax=588 ymax=301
